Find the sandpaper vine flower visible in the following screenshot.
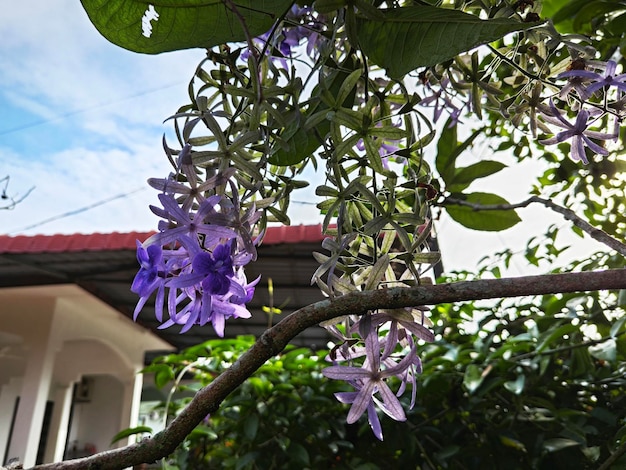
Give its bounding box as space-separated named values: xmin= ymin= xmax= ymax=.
xmin=131 ymin=142 xmax=259 ymax=337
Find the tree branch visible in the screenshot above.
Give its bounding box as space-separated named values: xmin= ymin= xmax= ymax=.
xmin=31 ymin=269 xmax=626 ymax=470
xmin=441 ymin=195 xmax=626 ymax=256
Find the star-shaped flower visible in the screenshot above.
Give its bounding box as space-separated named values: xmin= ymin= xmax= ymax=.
xmin=131 ymin=241 xmax=165 ymax=320
xmin=323 ymin=328 xmax=417 ymax=432
xmin=539 ymin=101 xmax=617 ymax=164
xmin=559 ymin=60 xmax=626 ymax=98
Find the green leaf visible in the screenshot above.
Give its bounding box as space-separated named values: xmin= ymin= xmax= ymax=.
xmin=189 ymin=424 xmax=219 ymax=440
xmin=542 ymin=438 xmax=581 ymax=453
xmin=499 ymin=435 xmax=527 ymax=452
xmin=589 ymin=339 xmax=617 ymax=362
xmin=445 ymin=192 xmax=521 ymax=231
xmin=607 ymin=11 xmax=626 ymax=36
xmin=435 ymin=119 xmax=458 ymax=183
xmin=287 ymin=442 xmax=310 ymax=466
xmin=110 ymin=426 xmax=152 ymax=445
xmin=435 ymin=126 xmax=483 ymax=186
xmin=314 ymin=0 xmax=347 ymax=14
xmin=236 ymin=452 xmax=260 ymax=470
xmin=356 ymin=6 xmax=542 ymax=78
xmin=536 ymin=323 xmax=578 ymax=353
xmin=154 ymin=364 xmax=175 ymax=388
xmin=364 ymin=254 xmax=390 ymax=291
xmin=80 ymin=0 xmax=293 ymax=54
xmin=447 ymin=160 xmax=507 ymax=192
xmin=573 ymin=1 xmax=626 ymax=33
xmin=504 ymin=374 xmax=525 ymax=395
xmin=611 ymin=312 xmax=626 ymax=338
xmin=463 ymin=364 xmax=485 ymax=394
xmin=269 ymin=54 xmax=359 ymax=165
xmin=243 ymin=413 xmax=259 ymax=440
xmin=434 ymin=444 xmax=461 ymax=462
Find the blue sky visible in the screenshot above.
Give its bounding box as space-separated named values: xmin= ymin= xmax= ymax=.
xmin=0 ymin=1 xmax=325 ymax=236
xmin=0 ymin=2 xmax=193 ymax=234
xmin=0 ymin=2 xmax=604 ymax=273
xmin=0 ymin=1 xmax=257 ymax=235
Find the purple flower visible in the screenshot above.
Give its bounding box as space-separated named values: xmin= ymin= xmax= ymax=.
xmin=241 ymin=5 xmax=326 ymax=65
xmin=144 ymin=193 xmax=237 ymax=248
xmin=160 ymin=274 xmax=253 ymax=337
xmin=132 ymin=140 xmax=261 ymax=337
xmin=370 ymin=309 xmax=435 ymax=353
xmin=322 ymin=327 xmax=415 ymax=431
xmin=131 ymin=241 xmax=166 ymax=320
xmin=335 ymin=389 xmax=384 ymax=440
xmin=230 ymin=272 xmax=260 ymax=305
xmin=131 ymin=241 xmax=163 ymax=297
xmin=559 ymin=60 xmax=626 ymax=98
xmin=167 ymin=242 xmax=234 ymax=293
xmin=419 ymin=78 xmax=465 ymax=126
xmin=148 ymin=143 xmax=237 ymax=213
xmin=194 ymin=243 xmax=235 ymax=295
xmin=539 ymin=101 xmax=617 ymax=164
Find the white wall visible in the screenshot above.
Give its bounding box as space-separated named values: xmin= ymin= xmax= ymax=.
xmin=65 ymin=375 xmax=123 ymax=458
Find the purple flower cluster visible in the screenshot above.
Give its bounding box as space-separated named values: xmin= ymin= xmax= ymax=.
xmin=539 ymin=101 xmax=617 ymax=164
xmin=131 ymin=143 xmax=260 ymax=337
xmin=541 ymin=59 xmax=623 ymax=163
xmin=241 ymin=5 xmax=326 ymax=65
xmin=322 ymin=309 xmax=434 ymax=440
xmin=558 ymin=60 xmax=626 ymax=100
xmin=418 ymin=78 xmax=464 ymax=126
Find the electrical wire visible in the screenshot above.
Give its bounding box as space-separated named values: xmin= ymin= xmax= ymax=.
xmin=8 ymin=187 xmax=146 ymax=234
xmin=0 ymin=81 xmax=184 ymax=137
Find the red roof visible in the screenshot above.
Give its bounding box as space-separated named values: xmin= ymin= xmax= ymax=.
xmin=0 ymin=225 xmax=328 ymax=254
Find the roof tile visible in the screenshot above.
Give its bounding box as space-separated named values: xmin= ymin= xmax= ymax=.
xmin=0 ymin=225 xmax=326 ymax=254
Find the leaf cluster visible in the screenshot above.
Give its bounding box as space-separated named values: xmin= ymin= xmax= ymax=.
xmin=142 ymin=246 xmax=626 ymax=469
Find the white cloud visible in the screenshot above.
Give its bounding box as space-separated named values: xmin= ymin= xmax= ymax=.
xmin=0 ymin=0 xmax=203 ymax=142
xmin=0 ymin=0 xmax=208 ymax=235
xmin=0 ymin=138 xmax=174 ymax=234
xmin=0 ymin=0 xmax=599 ymax=276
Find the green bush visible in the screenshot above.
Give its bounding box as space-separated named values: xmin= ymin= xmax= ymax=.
xmin=145 ymin=253 xmax=626 ymax=469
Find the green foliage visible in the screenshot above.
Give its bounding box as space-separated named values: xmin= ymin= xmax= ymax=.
xmin=269 ymin=52 xmax=360 ymax=166
xmin=410 ymin=256 xmax=626 ymax=469
xmin=445 ymin=192 xmax=522 ymax=231
xmin=147 ymin=249 xmax=626 ymax=469
xmin=79 ymin=0 xmax=293 ymax=54
xmin=145 ymin=337 xmax=383 ymax=469
xmin=356 ymin=5 xmax=542 ymax=78
xmin=110 ymin=426 xmax=153 ymax=445
xmin=77 ymin=1 xmax=626 ymax=468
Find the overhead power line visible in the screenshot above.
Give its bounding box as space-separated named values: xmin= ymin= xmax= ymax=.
xmin=8 ymin=187 xmax=146 ymax=234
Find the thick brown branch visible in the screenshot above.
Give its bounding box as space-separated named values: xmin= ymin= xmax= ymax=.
xmin=31 ymin=269 xmax=626 ymax=470
xmin=442 ymin=195 xmax=626 ymax=256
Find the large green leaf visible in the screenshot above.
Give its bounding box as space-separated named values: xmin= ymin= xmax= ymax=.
xmin=435 ymin=125 xmax=483 ymax=186
xmin=435 ymin=119 xmax=459 ymax=184
xmin=447 ymin=160 xmax=507 ymax=192
xmin=80 ymin=0 xmax=293 ymax=54
xmin=445 ymin=192 xmax=521 ymax=231
xmin=463 ymin=364 xmax=485 ymax=394
xmin=110 ymin=426 xmax=152 ymax=445
xmin=356 ymin=6 xmax=542 ymax=78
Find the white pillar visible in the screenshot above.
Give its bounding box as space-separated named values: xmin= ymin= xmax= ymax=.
xmin=0 ymin=378 xmax=22 ymax=465
xmin=6 ymin=302 xmax=59 ymax=467
xmin=43 ymin=382 xmax=74 ymax=463
xmin=117 ymin=370 xmax=144 ymax=447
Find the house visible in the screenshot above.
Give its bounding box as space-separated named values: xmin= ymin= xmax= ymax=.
xmin=0 ymin=225 xmax=329 ymax=467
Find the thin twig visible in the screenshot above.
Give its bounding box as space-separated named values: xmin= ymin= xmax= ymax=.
xmin=598 ymin=438 xmax=626 ymax=470
xmin=441 ymin=195 xmax=626 ymax=256
xmin=30 ymin=269 xmax=626 ymax=470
